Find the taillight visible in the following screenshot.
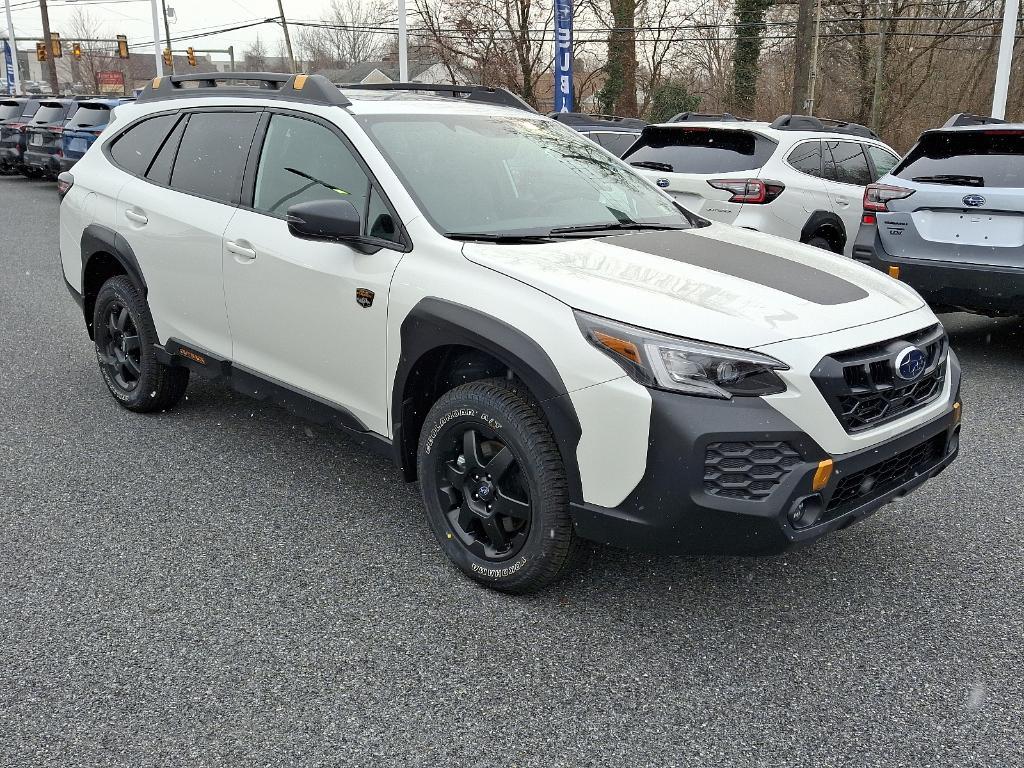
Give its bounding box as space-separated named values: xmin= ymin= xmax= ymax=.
xmin=707 ymin=178 xmax=785 ymax=204
xmin=864 ymin=183 xmax=914 ymax=212
xmin=57 ymin=172 xmax=74 ymax=200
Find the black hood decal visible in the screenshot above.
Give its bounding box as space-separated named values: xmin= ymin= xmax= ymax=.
xmin=602 ymin=231 xmax=869 ymax=306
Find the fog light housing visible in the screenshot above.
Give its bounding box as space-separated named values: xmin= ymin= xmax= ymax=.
xmin=788 ymin=494 xmax=824 ymax=529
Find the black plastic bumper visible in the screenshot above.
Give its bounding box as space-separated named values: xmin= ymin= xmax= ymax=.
xmin=23 ymin=150 xmax=59 ymax=176
xmin=0 ymin=146 xmax=23 ymax=166
xmin=853 ymin=224 xmax=1024 ymax=316
xmin=570 ymin=361 xmax=962 ymax=556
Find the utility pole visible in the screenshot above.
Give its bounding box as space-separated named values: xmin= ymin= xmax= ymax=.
xmin=161 ymin=0 xmax=173 ymax=74
xmin=398 ymin=0 xmax=408 ymax=82
xmin=150 ymin=0 xmax=163 ymax=76
xmin=37 ymin=0 xmax=58 ymax=93
xmin=791 ymin=0 xmax=815 ymax=113
xmin=3 ymin=0 xmax=22 ymax=94
xmin=869 ymin=0 xmax=889 ymax=133
xmin=806 ymin=0 xmax=823 ymax=116
xmin=992 ymin=0 xmax=1020 ymax=119
xmin=275 ymin=0 xmax=296 ymax=73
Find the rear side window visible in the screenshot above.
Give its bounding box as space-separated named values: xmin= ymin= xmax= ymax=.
xmin=110 ymin=113 xmax=178 ymax=176
xmin=69 ymin=106 xmax=110 ymax=128
xmin=169 ymin=111 xmax=260 ymax=204
xmin=622 ymin=127 xmax=777 ymax=173
xmin=893 ymin=131 xmax=1024 ymax=188
xmin=32 ymin=104 xmax=67 ymax=125
xmin=823 ymin=141 xmax=872 ymax=186
xmin=787 ymin=140 xmax=822 ymax=177
xmin=866 ymin=145 xmax=899 ymax=180
xmin=0 ymin=102 xmax=22 ymax=121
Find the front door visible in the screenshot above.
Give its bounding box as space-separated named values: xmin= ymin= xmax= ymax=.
xmin=222 ymin=111 xmax=406 ymax=436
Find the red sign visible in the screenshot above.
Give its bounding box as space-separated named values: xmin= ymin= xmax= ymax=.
xmin=97 ymin=70 xmax=125 ymax=94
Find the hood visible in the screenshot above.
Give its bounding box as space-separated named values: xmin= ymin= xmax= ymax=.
xmin=463 ymin=223 xmax=925 ymax=349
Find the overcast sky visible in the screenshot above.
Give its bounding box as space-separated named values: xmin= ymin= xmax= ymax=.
xmin=3 ymin=0 xmax=355 ymax=61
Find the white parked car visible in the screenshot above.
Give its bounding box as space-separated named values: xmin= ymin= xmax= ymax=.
xmin=58 ymin=75 xmax=961 ymax=593
xmin=624 ymin=114 xmax=902 ymax=256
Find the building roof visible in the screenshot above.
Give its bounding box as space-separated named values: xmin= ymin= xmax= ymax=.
xmin=317 ymin=60 xmax=437 ymax=84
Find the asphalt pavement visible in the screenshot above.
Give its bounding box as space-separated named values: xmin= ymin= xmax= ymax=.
xmin=0 ymin=175 xmax=1021 ymax=767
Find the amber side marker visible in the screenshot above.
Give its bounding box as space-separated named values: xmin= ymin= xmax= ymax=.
xmin=593 ymin=330 xmax=642 ymax=365
xmin=152 ymin=77 xmax=162 ymax=88
xmin=888 ymin=266 xmax=901 ymax=279
xmin=953 ymin=401 xmax=962 ymax=424
xmin=293 ymin=74 xmax=308 ymax=90
xmin=812 ymin=459 xmax=834 ymax=492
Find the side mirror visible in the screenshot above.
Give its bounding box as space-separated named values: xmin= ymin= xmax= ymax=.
xmin=286 ymin=198 xmax=362 ymax=242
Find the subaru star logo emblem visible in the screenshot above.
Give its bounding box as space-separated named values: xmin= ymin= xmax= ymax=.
xmin=894 ymin=346 xmax=927 ymax=381
xmin=962 ymin=194 xmax=986 ymax=208
xmin=656 ymin=178 xmax=669 ymax=188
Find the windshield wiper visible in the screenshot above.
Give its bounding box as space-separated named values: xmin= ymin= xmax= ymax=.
xmin=630 ymin=160 xmax=674 ymax=172
xmin=284 ymin=167 xmax=350 ymax=194
xmin=911 ymin=174 xmax=985 ymax=187
xmin=547 ymin=221 xmax=688 ymax=236
xmin=444 ymin=231 xmax=553 ymax=244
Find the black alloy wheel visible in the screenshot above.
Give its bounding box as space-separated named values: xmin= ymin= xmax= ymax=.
xmin=96 ymin=300 xmax=142 ymax=394
xmin=437 ymin=426 xmax=532 ymax=561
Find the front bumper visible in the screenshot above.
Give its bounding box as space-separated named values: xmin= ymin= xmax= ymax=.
xmin=853 ymin=225 xmax=1024 ymax=316
xmin=570 ymin=360 xmax=962 ymax=556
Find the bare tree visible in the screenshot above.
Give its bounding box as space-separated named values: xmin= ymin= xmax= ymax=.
xmin=67 ymin=8 xmax=116 ymax=93
xmin=297 ymin=0 xmax=393 ymax=71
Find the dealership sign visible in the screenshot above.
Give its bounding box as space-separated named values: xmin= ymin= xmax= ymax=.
xmin=97 ymin=70 xmax=125 ymax=95
xmin=553 ymin=0 xmax=573 ymax=113
xmin=3 ymin=41 xmax=13 ymax=95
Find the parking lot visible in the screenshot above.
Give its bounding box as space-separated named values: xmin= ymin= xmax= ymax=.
xmin=0 ymin=173 xmax=1020 ymax=765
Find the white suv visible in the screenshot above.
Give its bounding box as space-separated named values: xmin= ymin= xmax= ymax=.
xmin=624 ymin=115 xmax=901 ymax=256
xmin=58 ymin=74 xmax=961 ymax=593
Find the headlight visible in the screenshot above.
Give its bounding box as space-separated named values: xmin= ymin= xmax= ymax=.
xmin=576 ymin=311 xmax=789 ymax=399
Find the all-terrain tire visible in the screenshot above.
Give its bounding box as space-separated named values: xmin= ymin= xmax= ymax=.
xmin=93 ymin=275 xmax=189 ymax=412
xmin=417 ymin=378 xmax=580 ymax=593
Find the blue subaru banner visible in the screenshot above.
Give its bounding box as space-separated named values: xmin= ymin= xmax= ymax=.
xmin=3 ymin=41 xmax=14 ymax=95
xmin=553 ymin=0 xmax=574 ymax=112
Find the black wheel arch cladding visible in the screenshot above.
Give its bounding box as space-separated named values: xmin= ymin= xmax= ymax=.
xmin=801 ymin=210 xmax=847 ymax=253
xmin=80 ymin=224 xmax=147 ymax=337
xmin=394 ymin=297 xmax=584 ymax=504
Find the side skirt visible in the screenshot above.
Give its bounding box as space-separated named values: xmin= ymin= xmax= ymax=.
xmin=155 ymin=338 xmax=393 ymax=460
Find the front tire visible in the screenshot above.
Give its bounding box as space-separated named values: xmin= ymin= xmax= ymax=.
xmin=93 ymin=275 xmax=189 ymax=412
xmin=417 ymin=379 xmax=579 ymax=593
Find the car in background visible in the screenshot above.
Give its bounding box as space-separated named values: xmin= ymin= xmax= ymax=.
xmin=854 ymin=113 xmax=1024 ymax=316
xmin=59 ymin=98 xmax=134 ymax=172
xmin=22 ymin=98 xmax=83 ymax=178
xmin=0 ymin=96 xmax=43 ymax=174
xmin=548 ymin=112 xmax=646 ymax=157
xmin=624 ymin=114 xmax=901 ymax=256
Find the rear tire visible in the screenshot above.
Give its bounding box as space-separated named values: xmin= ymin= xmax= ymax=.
xmin=417 ymin=378 xmax=580 ymax=594
xmin=805 ymin=234 xmax=835 ymax=252
xmin=93 ymin=275 xmax=189 ymax=413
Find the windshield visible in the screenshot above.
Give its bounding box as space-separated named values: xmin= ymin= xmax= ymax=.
xmin=69 ymin=105 xmax=111 ymax=128
xmin=893 ymin=130 xmax=1024 ymax=188
xmin=0 ymin=102 xmax=23 ymax=121
xmin=623 ymin=127 xmax=777 ymax=174
xmin=359 ymin=114 xmax=689 ymax=237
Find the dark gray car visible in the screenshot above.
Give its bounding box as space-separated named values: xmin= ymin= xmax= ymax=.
xmin=854 ymin=114 xmax=1024 ymax=316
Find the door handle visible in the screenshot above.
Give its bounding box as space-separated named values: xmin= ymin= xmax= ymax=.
xmin=226 ymin=240 xmax=257 ymax=261
xmin=835 ymin=199 xmax=850 ymax=208
xmin=125 ymin=209 xmax=148 ymax=225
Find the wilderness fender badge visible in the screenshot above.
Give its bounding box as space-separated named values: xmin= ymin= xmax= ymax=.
xmin=356 ymin=288 xmax=375 ymax=308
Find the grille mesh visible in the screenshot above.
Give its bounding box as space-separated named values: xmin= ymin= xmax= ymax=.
xmin=704 ymin=441 xmax=801 ymax=500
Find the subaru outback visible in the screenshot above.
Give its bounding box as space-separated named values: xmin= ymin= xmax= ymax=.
xmin=58 ymin=74 xmax=962 ymax=593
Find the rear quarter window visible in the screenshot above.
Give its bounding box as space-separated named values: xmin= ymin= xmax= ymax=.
xmin=893 ymin=130 xmax=1024 ymax=188
xmin=109 ymin=113 xmax=178 ymax=176
xmin=622 ymin=127 xmax=777 ymax=173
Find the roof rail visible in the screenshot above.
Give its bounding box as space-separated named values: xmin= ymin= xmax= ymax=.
xmin=340 ymin=82 xmax=536 ymax=113
xmin=136 ymin=72 xmax=351 ymax=107
xmin=547 ymin=111 xmax=647 ymax=129
xmin=770 ymin=114 xmax=878 ymax=139
xmin=669 ymin=111 xmax=749 ymax=123
xmin=943 ymin=112 xmax=1007 ymax=128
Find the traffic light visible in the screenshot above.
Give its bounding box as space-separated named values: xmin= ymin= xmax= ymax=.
xmin=36 ymin=42 xmax=47 ymax=62
xmin=186 ymin=47 xmax=196 ymax=67
xmin=72 ymin=43 xmax=82 ymax=59
xmin=50 ymin=32 xmax=62 ymax=58
xmin=163 ymin=48 xmax=173 ymax=67
xmin=116 ymin=34 xmax=129 ymax=59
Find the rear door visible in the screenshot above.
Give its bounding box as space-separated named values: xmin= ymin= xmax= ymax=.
xmin=622 ymin=125 xmax=777 ymax=223
xmin=880 ymin=129 xmax=1024 ymax=267
xmin=115 ymin=109 xmax=261 ymax=357
xmin=822 ymin=140 xmax=875 ymax=253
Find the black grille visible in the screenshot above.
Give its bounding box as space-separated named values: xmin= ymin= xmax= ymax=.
xmin=823 ymin=433 xmax=945 ymax=520
xmin=813 ymin=325 xmax=948 ymax=433
xmin=704 ymin=441 xmax=801 ymax=500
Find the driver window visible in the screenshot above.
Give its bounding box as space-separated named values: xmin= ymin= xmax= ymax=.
xmin=253 ymin=114 xmax=369 ymax=218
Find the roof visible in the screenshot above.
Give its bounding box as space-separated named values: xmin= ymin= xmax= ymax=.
xmin=318 ymin=61 xmax=436 ymax=84
xmin=643 ymin=120 xmax=893 ymax=146
xmin=548 ymin=112 xmax=646 ymax=131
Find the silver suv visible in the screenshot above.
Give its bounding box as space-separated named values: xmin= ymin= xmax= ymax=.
xmin=854 ymin=113 xmax=1024 ymax=316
